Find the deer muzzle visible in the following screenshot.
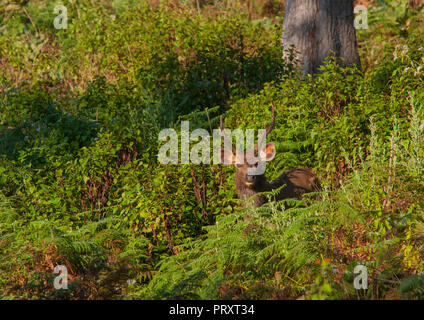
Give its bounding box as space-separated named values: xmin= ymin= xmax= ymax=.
xmin=245 ymin=174 xmax=256 ymax=186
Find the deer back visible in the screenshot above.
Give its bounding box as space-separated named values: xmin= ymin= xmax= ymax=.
xmin=270 ymin=167 xmax=321 ymax=201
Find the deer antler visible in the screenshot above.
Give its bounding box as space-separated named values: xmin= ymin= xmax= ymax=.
xmin=256 ymin=105 xmax=276 ymax=152
xmin=220 ymin=115 xmax=237 ymax=155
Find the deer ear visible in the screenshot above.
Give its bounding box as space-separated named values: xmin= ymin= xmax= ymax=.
xmin=259 ymin=142 xmax=276 ymax=161
xmin=221 ymin=148 xmax=235 ymax=165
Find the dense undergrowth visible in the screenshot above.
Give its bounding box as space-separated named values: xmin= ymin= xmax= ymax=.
xmin=0 ymin=0 xmax=424 ymax=299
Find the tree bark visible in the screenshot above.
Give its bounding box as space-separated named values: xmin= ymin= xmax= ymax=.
xmin=282 ymin=0 xmax=361 ymax=76
xmin=409 ymin=0 xmax=424 ymax=9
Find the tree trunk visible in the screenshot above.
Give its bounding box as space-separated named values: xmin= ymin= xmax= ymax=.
xmin=282 ymin=0 xmax=361 ymax=76
xmin=409 ymin=0 xmax=424 ymax=9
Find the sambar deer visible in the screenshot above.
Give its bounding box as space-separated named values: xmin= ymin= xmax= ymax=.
xmin=220 ymin=107 xmax=321 ymax=208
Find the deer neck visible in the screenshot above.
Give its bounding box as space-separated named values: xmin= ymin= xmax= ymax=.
xmin=235 ymin=174 xmax=272 ymax=208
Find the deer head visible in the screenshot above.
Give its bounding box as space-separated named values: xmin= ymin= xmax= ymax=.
xmin=219 ymin=107 xmax=277 ymax=205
